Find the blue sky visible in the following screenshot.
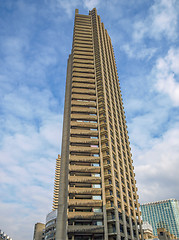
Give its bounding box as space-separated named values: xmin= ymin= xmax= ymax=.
xmin=0 ymin=0 xmax=178 ymax=239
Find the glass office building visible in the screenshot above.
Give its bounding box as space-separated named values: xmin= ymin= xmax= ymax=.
xmin=141 ymin=199 xmax=179 ymax=238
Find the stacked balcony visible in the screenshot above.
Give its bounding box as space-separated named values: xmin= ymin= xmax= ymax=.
xmin=52 ymin=155 xmax=61 ymax=210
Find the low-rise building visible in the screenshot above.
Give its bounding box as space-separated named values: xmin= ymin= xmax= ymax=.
xmin=157 ymin=228 xmax=177 ymax=240
xmin=33 ymin=210 xmax=57 ymax=240
xmin=142 ymin=221 xmax=156 ymax=239
xmin=33 ymin=223 xmax=45 ymax=240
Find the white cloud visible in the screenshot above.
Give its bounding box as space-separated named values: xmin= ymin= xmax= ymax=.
xmin=48 ymin=0 xmax=80 ymax=17
xmin=134 ymin=125 xmax=179 ymax=203
xmin=133 ymin=0 xmax=178 ymax=41
xmin=154 ymin=47 xmax=179 ymax=106
xmin=0 ymin=83 xmax=62 ymax=240
xmin=121 ymin=0 xmax=178 ymax=59
xmin=83 ymin=0 xmax=101 ymax=10
xmin=122 ymin=43 xmax=157 ymax=60
xmin=47 ymin=0 xmax=102 ymax=17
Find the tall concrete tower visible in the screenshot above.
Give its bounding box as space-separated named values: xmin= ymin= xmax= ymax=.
xmin=52 ymin=154 xmax=61 ymax=210
xmin=56 ymin=8 xmax=143 ymax=240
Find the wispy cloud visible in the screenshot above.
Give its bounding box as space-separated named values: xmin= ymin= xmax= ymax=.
xmin=83 ymin=0 xmax=101 ymax=10
xmin=153 ymin=47 xmax=179 ymax=106
xmin=135 ymin=125 xmax=179 ymax=203
xmin=48 ymin=0 xmax=102 ymax=17
xmin=118 ymin=0 xmax=178 ymax=60
xmin=122 ymin=43 xmax=157 ymax=60
xmin=0 ymin=1 xmax=64 ymax=239
xmin=0 ymin=85 xmax=62 ymax=239
xmin=133 ymin=0 xmax=178 ymax=42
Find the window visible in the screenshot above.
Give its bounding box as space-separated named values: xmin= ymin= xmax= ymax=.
xmin=120 ymin=224 xmax=124 ymax=233
xmin=93 ymin=196 xmax=102 ymax=200
xmin=93 ymin=208 xmax=102 ymax=212
xmin=93 ymin=184 xmax=101 ymax=188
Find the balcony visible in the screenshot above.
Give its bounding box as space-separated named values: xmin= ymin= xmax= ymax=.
xmin=68 ymin=225 xmax=104 ymax=233
xmin=73 ymin=53 xmax=93 ymax=60
xmin=105 ymin=184 xmax=113 ymax=189
xmin=70 ymin=137 xmax=98 ymax=145
xmin=72 ymin=83 xmax=95 ymax=90
xmin=72 ymin=59 xmax=94 ymax=65
xmin=68 ymin=212 xmax=103 ymax=220
xmin=73 ymin=62 xmax=94 ymax=69
xmin=71 ymin=121 xmax=97 ymax=129
xmin=69 ymin=187 xmax=102 ymax=195
xmin=72 ymin=88 xmax=96 ymax=95
xmin=70 ymin=129 xmax=98 ymax=137
xmin=69 ymin=165 xmax=100 ymax=173
xmin=74 ymin=32 xmax=92 ymax=38
xmin=71 ymin=106 xmax=97 ymax=114
xmin=69 ymin=176 xmax=101 ymax=184
xmin=69 ymin=146 xmax=99 ymax=154
xmin=71 ymin=113 xmax=97 ymax=122
xmin=106 ymin=195 xmax=114 ymax=200
xmin=68 ymin=199 xmax=102 ymax=207
xmin=69 ymin=156 xmax=100 ymax=163
xmin=73 ymin=67 xmax=94 ymax=74
xmin=73 ymin=47 xmax=93 ymax=53
xmin=73 ymin=50 xmax=93 ymax=57
xmin=104 ymin=174 xmax=111 ymax=179
xmin=71 ymin=100 xmax=96 ymax=107
xmin=74 ymin=36 xmax=92 ymax=43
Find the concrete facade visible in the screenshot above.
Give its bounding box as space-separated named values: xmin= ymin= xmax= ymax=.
xmin=55 ymin=8 xmax=143 ymax=240
xmin=52 ymin=154 xmax=61 ymax=210
xmin=33 ymin=223 xmax=45 ymax=240
xmin=157 ymin=228 xmax=177 ymax=240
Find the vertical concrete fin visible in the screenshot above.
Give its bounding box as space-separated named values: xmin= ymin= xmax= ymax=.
xmin=56 ymin=54 xmax=72 ymax=240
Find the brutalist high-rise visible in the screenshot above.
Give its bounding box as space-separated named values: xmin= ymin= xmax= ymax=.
xmin=55 ymin=8 xmax=143 ymax=240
